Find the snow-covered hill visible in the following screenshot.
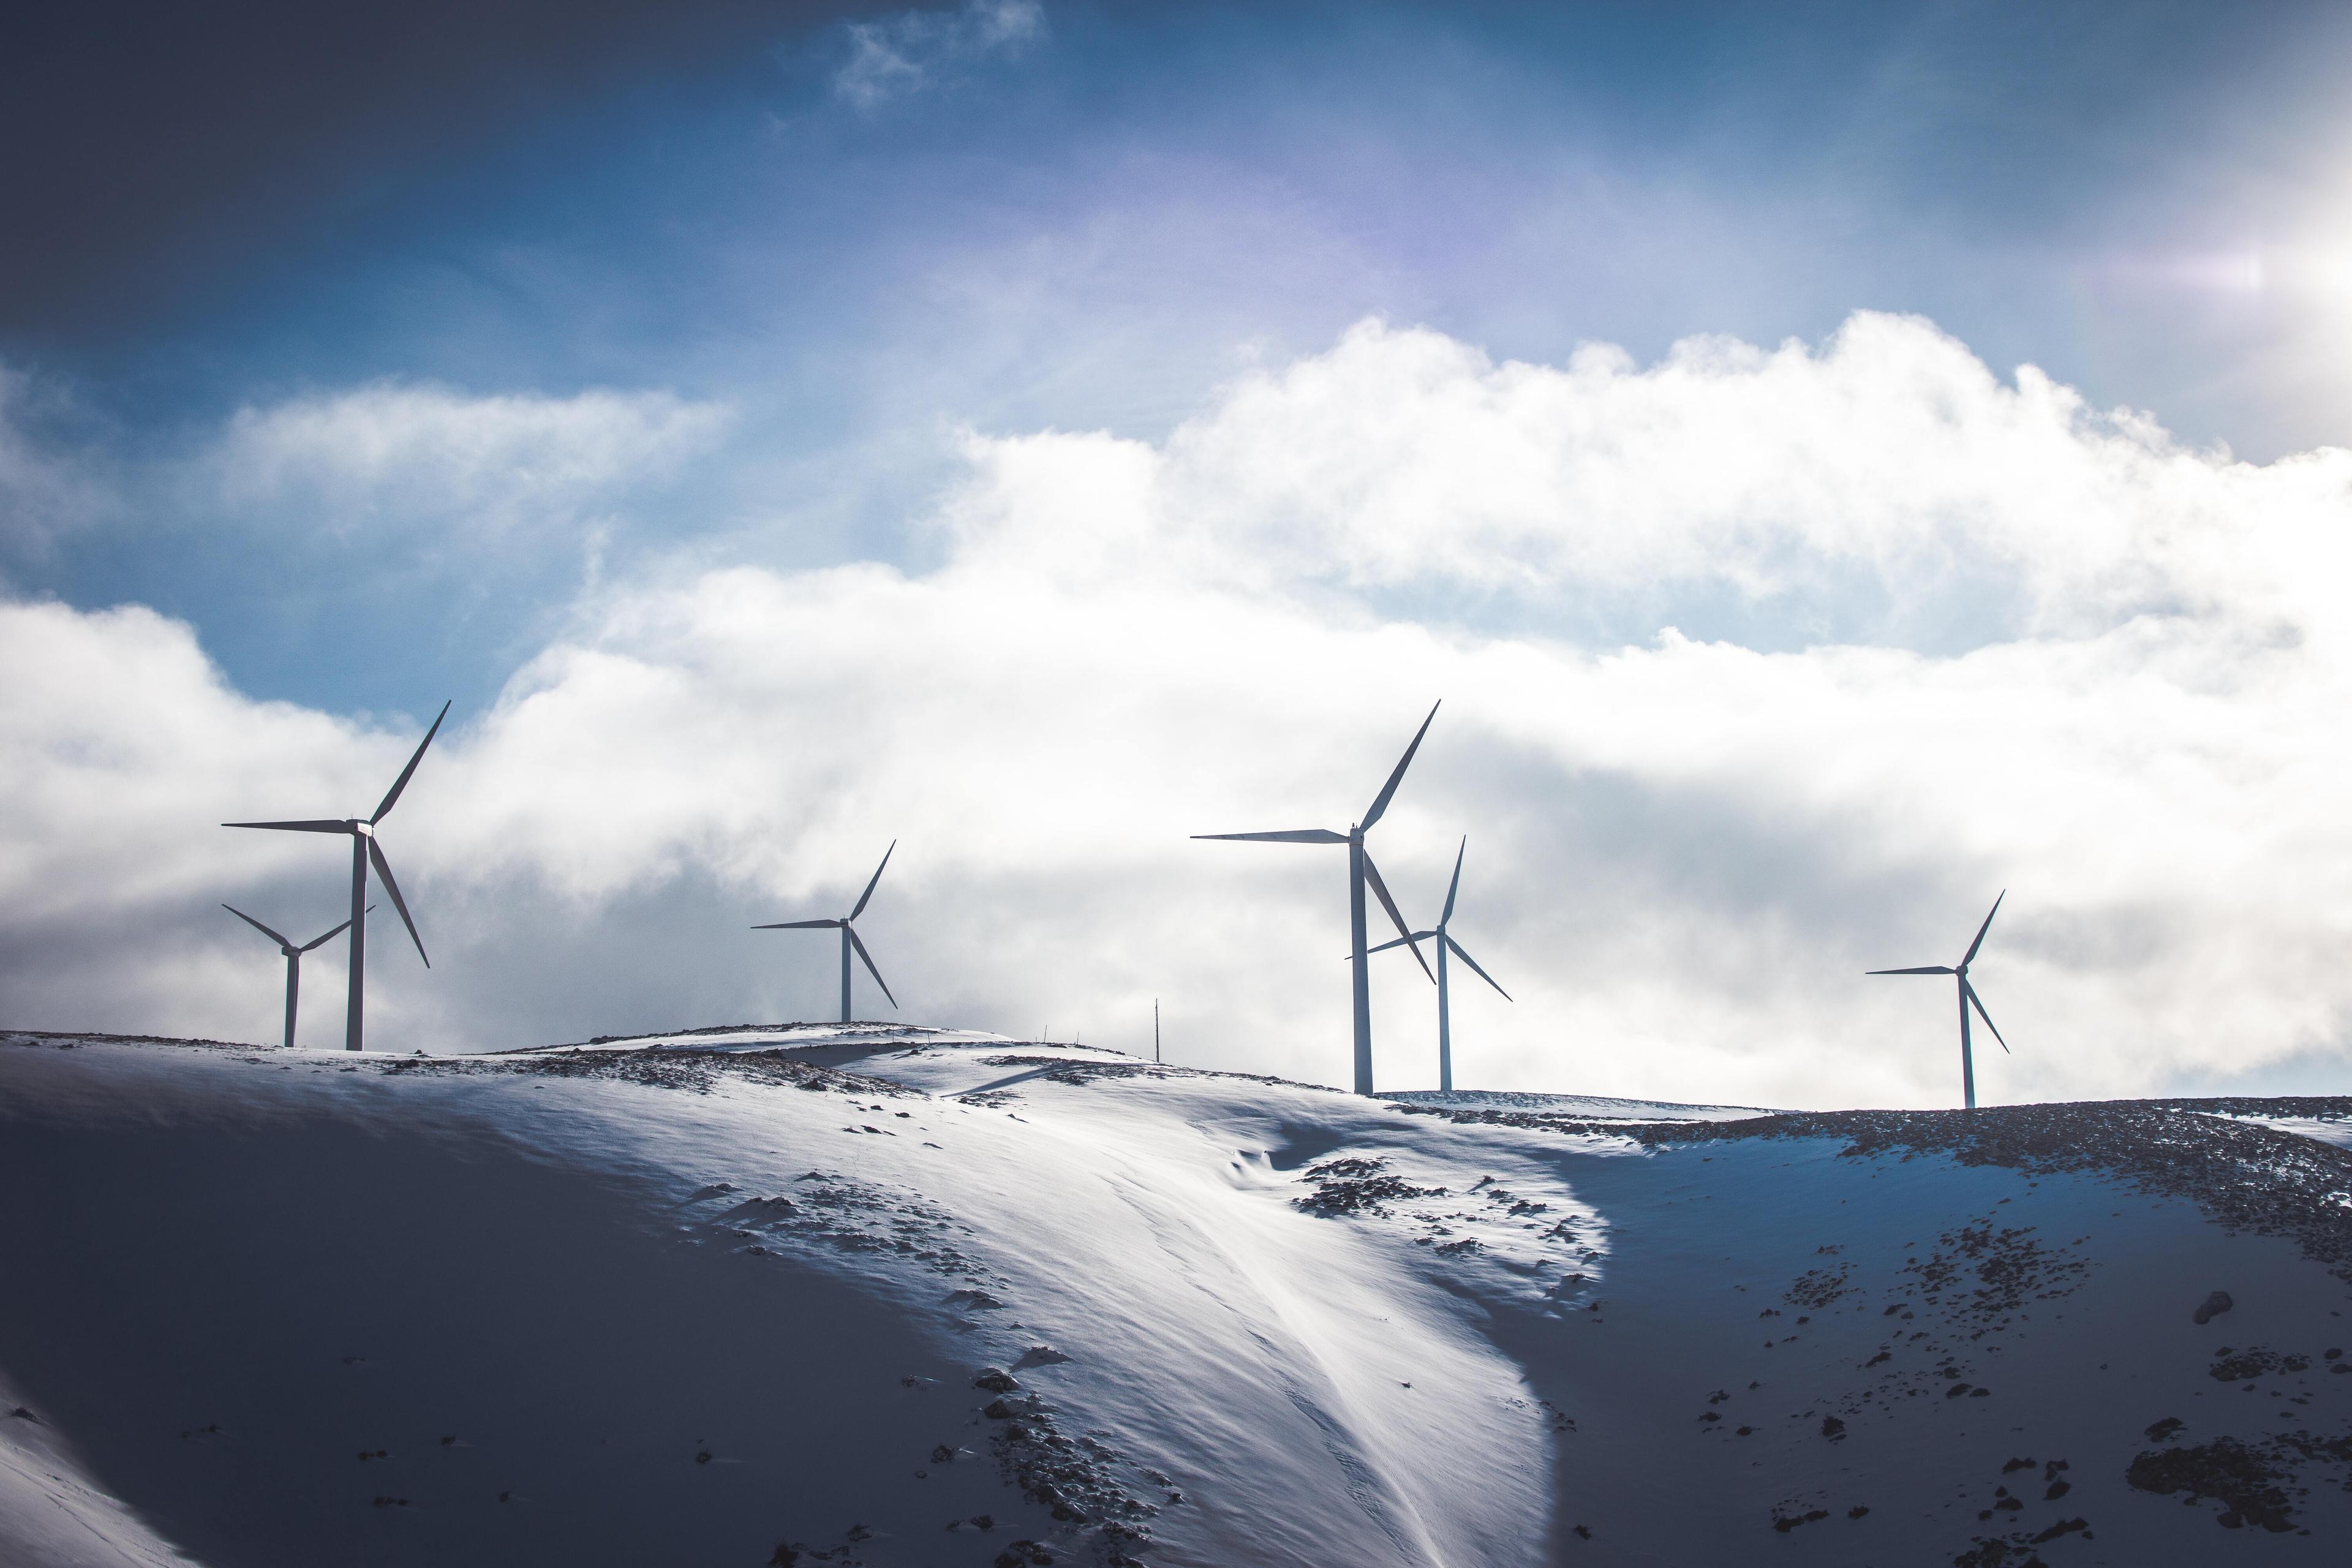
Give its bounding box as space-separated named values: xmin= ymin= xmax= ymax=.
xmin=4 ymin=1027 xmax=2351 ymax=1567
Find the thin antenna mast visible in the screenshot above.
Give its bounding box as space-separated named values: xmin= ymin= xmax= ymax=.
xmin=1154 ymin=998 xmax=1161 ymax=1064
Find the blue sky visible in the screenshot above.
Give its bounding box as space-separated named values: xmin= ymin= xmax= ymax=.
xmin=14 ymin=0 xmax=2352 ymax=713
xmin=9 ymin=2 xmax=2352 ymax=1101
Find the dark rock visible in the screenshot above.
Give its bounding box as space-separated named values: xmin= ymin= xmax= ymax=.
xmin=931 ymin=1444 xmax=956 ymax=1464
xmin=1770 ymin=1507 xmax=1830 ymax=1533
xmin=2126 ymin=1437 xmax=2297 ymax=1532
xmin=1821 ymin=1416 xmax=1846 ymax=1439
xmin=2146 ymin=1417 xmax=2185 ymax=1441
xmin=2210 ymin=1348 xmax=2309 ymax=1382
xmin=974 ymin=1368 xmax=1021 ymax=1393
xmin=2194 ymin=1291 xmax=2234 ymax=1325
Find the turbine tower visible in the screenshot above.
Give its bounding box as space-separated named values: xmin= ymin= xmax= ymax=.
xmin=221 ymin=903 xmax=368 ymax=1050
xmin=1868 ymin=891 xmax=2010 ymax=1109
xmin=753 ymin=842 xmax=900 ymax=1024
xmin=224 ymin=701 xmax=448 ymax=1052
xmin=1194 ymin=703 xmax=1439 ymax=1096
xmin=1365 ymin=837 xmax=1510 ymax=1092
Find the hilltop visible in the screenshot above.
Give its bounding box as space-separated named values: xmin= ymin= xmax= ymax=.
xmin=4 ymin=1026 xmax=2351 ymax=1567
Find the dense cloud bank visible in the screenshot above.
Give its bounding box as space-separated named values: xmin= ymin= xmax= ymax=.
xmin=5 ymin=312 xmax=2350 ymax=1106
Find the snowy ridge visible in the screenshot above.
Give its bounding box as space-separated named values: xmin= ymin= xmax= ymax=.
xmin=4 ymin=1031 xmax=2352 ymax=1566
xmin=1381 ymin=1089 xmax=1774 ymax=1123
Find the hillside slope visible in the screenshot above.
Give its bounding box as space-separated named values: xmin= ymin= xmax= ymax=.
xmin=3 ymin=1027 xmax=2350 ymax=1567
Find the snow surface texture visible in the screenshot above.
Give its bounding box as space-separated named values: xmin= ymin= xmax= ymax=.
xmin=2 ymin=1027 xmax=2351 ymax=1567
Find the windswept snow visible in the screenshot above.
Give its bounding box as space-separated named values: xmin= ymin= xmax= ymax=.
xmin=4 ymin=1029 xmax=2352 ymax=1567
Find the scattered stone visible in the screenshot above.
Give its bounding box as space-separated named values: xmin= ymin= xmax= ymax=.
xmin=2209 ymin=1348 xmax=2309 ymax=1382
xmin=2146 ymin=1417 xmax=2185 ymax=1441
xmin=1847 ymin=1505 xmax=1869 ymax=1519
xmin=974 ymin=1368 xmax=1021 ymax=1393
xmin=1820 ymin=1416 xmax=1846 ymax=1440
xmin=2194 ymin=1291 xmax=2234 ymax=1325
xmin=2125 ymin=1436 xmax=2297 ymax=1532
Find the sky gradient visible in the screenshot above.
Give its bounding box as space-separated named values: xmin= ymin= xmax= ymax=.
xmin=7 ymin=1 xmax=2352 ymax=1106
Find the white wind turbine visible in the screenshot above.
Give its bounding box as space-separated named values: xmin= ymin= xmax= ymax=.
xmin=753 ymin=842 xmax=901 ymax=1024
xmin=1869 ymin=891 xmax=2010 ymax=1109
xmin=1194 ymin=703 xmax=1439 ymax=1095
xmin=221 ymin=903 xmax=370 ymax=1051
xmin=1365 ymin=837 xmax=1510 ymax=1091
xmin=223 ymin=701 xmax=448 ymax=1052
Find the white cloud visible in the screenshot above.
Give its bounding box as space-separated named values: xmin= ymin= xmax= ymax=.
xmin=833 ymin=0 xmax=1047 ymax=110
xmin=9 ymin=312 xmax=2352 ymax=1110
xmin=214 ymin=381 xmax=732 ymax=543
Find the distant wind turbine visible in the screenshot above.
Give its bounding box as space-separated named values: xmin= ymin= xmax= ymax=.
xmin=1194 ymin=703 xmax=1439 ymax=1096
xmin=753 ymin=842 xmax=900 ymax=1024
xmin=1869 ymin=891 xmax=2010 ymax=1109
xmin=221 ymin=903 xmax=369 ymax=1051
xmin=223 ymin=701 xmax=448 ymax=1053
xmin=1365 ymin=837 xmax=1510 ymax=1092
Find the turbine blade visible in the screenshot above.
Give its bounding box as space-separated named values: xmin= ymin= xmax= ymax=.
xmin=1362 ymin=930 xmax=1438 ymax=957
xmin=221 ymin=903 xmax=291 ymax=948
xmin=299 ymin=917 xmax=356 ymax=952
xmin=750 ymin=919 xmax=842 ymax=930
xmin=1867 ymin=966 xmax=1954 ymax=975
xmin=1964 ymin=977 xmax=2009 ymax=1053
xmin=850 ymin=840 xmax=896 ymax=920
xmin=1362 ymin=853 xmax=1434 ymax=983
xmin=371 ymin=700 xmax=451 ymax=823
xmin=1961 ymin=889 xmax=2006 ymax=967
xmin=1360 ymin=700 xmax=1440 ymax=832
xmin=847 ymin=926 xmax=897 ymax=1009
xmin=1440 ymin=836 xmax=1466 ymax=925
xmin=1191 ymin=829 xmax=1349 ymax=843
xmin=367 ymin=838 xmax=429 ymax=967
xmin=1446 ymin=934 xmax=1513 ymax=1001
xmin=223 ymin=819 xmax=351 ymax=834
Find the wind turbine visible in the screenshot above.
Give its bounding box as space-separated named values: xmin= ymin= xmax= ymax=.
xmin=224 ymin=701 xmax=448 ymax=1052
xmin=221 ymin=903 xmax=369 ymax=1050
xmin=753 ymin=842 xmax=900 ymax=1024
xmin=1869 ymin=891 xmax=2009 ymax=1109
xmin=1365 ymin=837 xmax=1510 ymax=1092
xmin=1194 ymin=703 xmax=1439 ymax=1096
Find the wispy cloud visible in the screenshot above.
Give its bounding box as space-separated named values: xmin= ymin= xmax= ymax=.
xmin=214 ymin=382 xmax=733 ymax=544
xmin=832 ymin=0 xmax=1047 ymax=110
